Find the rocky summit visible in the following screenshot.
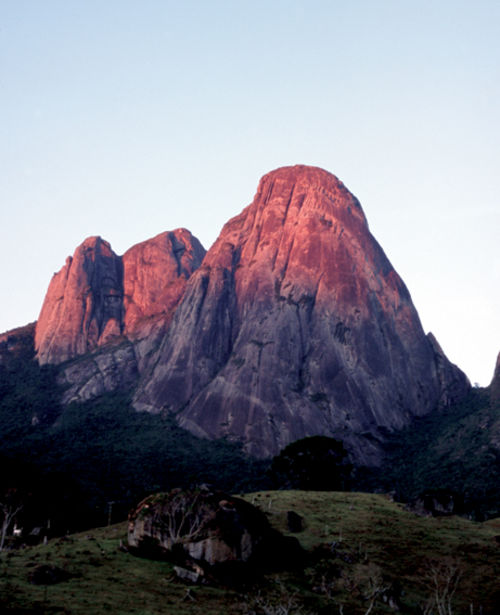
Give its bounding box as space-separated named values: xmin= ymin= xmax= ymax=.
xmin=133 ymin=165 xmax=469 ymax=463
xmin=34 ymin=230 xmax=205 ymax=365
xmin=122 ymin=229 xmax=206 ymax=338
xmin=30 ymin=165 xmax=469 ymax=464
xmin=35 ymin=236 xmax=124 ymax=364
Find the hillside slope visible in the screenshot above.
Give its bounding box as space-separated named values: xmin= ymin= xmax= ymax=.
xmin=1 ymin=491 xmax=498 ymax=614
xmin=378 ymin=388 xmax=500 ymax=519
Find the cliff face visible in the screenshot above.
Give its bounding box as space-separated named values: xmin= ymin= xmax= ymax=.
xmin=34 ymin=230 xmax=205 ymax=366
xmin=490 ymin=352 xmax=500 ymax=402
xmin=122 ymin=229 xmax=206 ymax=336
xmin=35 ymin=237 xmax=124 ymax=365
xmin=121 ymin=230 xmax=206 ymax=368
xmin=133 ymin=166 xmax=469 ymax=463
xmin=31 ymin=165 xmax=469 ymax=463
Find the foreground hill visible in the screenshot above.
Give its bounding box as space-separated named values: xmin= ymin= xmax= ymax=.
xmin=1 ymin=491 xmax=499 ymax=614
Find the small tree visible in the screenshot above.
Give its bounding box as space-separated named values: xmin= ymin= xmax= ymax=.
xmin=0 ymin=489 xmax=23 ymax=551
xmin=131 ymin=488 xmax=217 ymax=553
xmin=421 ymin=559 xmax=463 ymax=615
xmin=271 ymin=436 xmax=352 ymax=491
xmin=159 ymin=490 xmax=214 ymax=546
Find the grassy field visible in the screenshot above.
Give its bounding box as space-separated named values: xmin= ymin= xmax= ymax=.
xmin=1 ymin=491 xmax=499 ymax=614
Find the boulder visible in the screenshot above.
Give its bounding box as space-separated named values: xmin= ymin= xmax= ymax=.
xmin=128 ymin=488 xmax=302 ymax=583
xmin=409 ymin=489 xmax=464 ymax=517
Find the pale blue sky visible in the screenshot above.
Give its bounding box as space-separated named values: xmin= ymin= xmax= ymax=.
xmin=1 ymin=1 xmax=499 ymax=385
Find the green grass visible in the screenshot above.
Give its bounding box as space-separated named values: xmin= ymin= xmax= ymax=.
xmin=1 ymin=491 xmax=499 ymax=614
xmin=243 ymin=491 xmax=500 ymax=612
xmin=0 ymin=524 xmax=243 ymax=615
xmin=0 ymin=327 xmax=269 ymax=535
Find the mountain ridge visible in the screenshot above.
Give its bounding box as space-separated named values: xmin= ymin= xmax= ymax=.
xmin=34 ymin=229 xmax=206 ymax=366
xmin=4 ymin=165 xmax=471 ymax=464
xmin=131 ymin=166 xmax=468 ymax=462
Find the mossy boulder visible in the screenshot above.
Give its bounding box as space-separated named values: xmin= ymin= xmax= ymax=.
xmin=128 ymin=487 xmax=302 ymax=583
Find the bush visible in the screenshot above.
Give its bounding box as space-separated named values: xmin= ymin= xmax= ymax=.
xmin=271 ymin=436 xmax=352 ymax=491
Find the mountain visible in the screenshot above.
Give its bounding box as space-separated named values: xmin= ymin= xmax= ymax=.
xmin=35 ymin=230 xmax=205 ymax=365
xmin=379 ymin=385 xmax=500 ymax=519
xmin=34 ymin=236 xmax=123 ymax=364
xmin=32 ymin=230 xmax=205 ymax=403
xmin=6 ymin=165 xmax=469 ymax=465
xmin=133 ymin=165 xmax=468 ymax=463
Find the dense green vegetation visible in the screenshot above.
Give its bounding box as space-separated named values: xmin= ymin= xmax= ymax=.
xmin=1 ymin=327 xmax=499 ymax=535
xmin=377 ymin=388 xmax=500 ymax=519
xmin=0 ymin=330 xmax=267 ymax=532
xmin=270 ymin=436 xmax=352 ymax=490
xmin=0 ymin=324 xmax=60 ymax=437
xmin=1 ymin=491 xmax=499 ymax=614
xmin=0 ymin=388 xmax=268 ymax=532
xmin=1 ymin=329 xmax=499 ymax=612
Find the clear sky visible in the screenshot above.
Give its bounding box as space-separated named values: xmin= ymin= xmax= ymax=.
xmin=1 ymin=1 xmax=499 ymax=385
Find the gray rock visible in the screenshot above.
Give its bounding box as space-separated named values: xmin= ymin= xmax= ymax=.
xmin=128 ymin=488 xmax=303 ymax=580
xmin=133 ymin=166 xmax=469 ymax=464
xmin=59 ymin=342 xmax=139 ymax=404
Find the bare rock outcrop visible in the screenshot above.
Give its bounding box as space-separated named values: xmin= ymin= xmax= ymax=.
xmin=34 ymin=230 xmax=205 ymax=367
xmin=58 ymin=341 xmax=139 ymax=404
xmin=35 ymin=237 xmax=123 ymax=364
xmin=128 ymin=488 xmax=302 ymax=583
xmin=134 ymin=165 xmax=469 ymax=464
xmin=121 ymin=229 xmax=205 ymax=368
xmin=489 ymin=352 xmax=500 ymax=402
xmin=123 ymin=229 xmax=205 ymax=333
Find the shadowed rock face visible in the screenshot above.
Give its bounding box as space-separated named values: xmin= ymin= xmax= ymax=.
xmin=490 ymin=352 xmax=500 ymax=402
xmin=134 ymin=165 xmax=469 ymax=464
xmin=35 ymin=230 xmax=205 ymax=366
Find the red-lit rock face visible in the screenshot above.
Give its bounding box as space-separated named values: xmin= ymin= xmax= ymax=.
xmin=134 ymin=165 xmax=469 ymax=463
xmin=35 ymin=237 xmax=124 ymax=365
xmin=35 ymin=230 xmax=205 ymax=366
xmin=122 ymin=229 xmax=206 ymax=336
xmin=33 ymin=165 xmax=469 ymax=463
